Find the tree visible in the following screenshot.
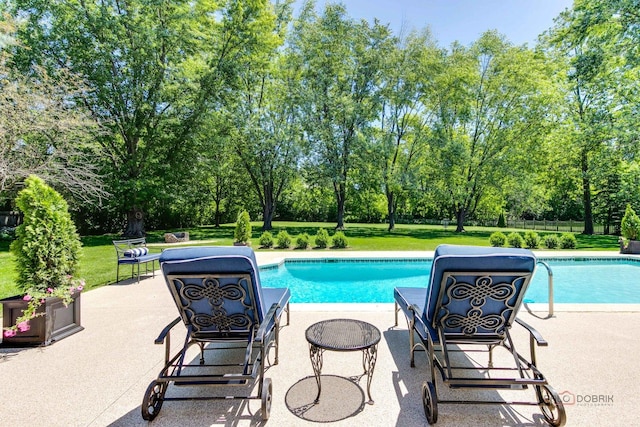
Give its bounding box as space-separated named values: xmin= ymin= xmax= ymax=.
xmin=229 ymin=1 xmax=302 ymax=230
xmin=374 ymin=29 xmax=439 ymax=230
xmin=543 ymin=0 xmax=640 ymax=234
xmin=430 ymin=32 xmax=557 ymax=232
xmin=8 ymin=0 xmax=279 ymax=236
xmin=291 ymin=1 xmax=390 ymax=229
xmin=0 ymin=18 xmax=104 ymax=205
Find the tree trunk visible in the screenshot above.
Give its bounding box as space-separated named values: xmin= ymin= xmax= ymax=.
xmin=604 ymin=205 xmax=612 ymax=235
xmin=335 ymin=183 xmax=346 ymax=230
xmin=124 ymin=208 xmax=145 ymax=237
xmin=214 ymin=202 xmax=221 ymax=228
xmin=261 ymin=183 xmax=277 ymax=231
xmin=387 ymin=190 xmax=395 ymax=232
xmin=455 ymin=208 xmax=466 ymax=232
xmin=581 ymin=150 xmax=594 ymax=235
xmin=262 ymin=201 xmax=274 ymax=231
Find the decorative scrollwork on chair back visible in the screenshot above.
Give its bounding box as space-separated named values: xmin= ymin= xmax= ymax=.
xmin=169 ymin=274 xmax=257 ymax=334
xmin=438 ymin=272 xmax=528 ymax=337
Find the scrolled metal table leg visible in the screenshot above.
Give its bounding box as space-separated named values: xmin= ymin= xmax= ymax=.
xmin=309 ymin=344 xmax=324 ymax=403
xmin=362 ymin=344 xmax=378 ymax=404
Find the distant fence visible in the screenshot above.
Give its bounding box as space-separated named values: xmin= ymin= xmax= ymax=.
xmin=0 ymin=211 xmax=22 ymax=227
xmin=396 ymin=217 xmax=608 ymax=235
xmin=505 ymin=219 xmax=605 ymax=235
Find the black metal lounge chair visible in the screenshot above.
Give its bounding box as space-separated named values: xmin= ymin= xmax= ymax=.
xmin=394 ymin=244 xmax=566 ymax=426
xmin=141 ymin=246 xmax=290 ymax=421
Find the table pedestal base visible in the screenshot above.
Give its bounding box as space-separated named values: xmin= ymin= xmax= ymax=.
xmin=309 ymin=344 xmax=378 ymax=404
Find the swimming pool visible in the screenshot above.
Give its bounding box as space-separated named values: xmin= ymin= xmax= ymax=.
xmin=259 ymin=258 xmax=640 ymax=304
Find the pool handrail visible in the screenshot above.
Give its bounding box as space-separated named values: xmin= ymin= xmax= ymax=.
xmin=536 ymin=260 xmax=554 ymax=317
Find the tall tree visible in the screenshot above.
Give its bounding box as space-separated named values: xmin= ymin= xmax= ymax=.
xmin=8 ymin=0 xmax=278 ymax=236
xmin=291 ymin=1 xmax=389 ymax=229
xmin=543 ymin=2 xmax=627 ymax=234
xmin=431 ymin=32 xmax=557 ymax=232
xmin=229 ymin=0 xmax=302 ymax=230
xmin=374 ymin=29 xmax=439 ymax=231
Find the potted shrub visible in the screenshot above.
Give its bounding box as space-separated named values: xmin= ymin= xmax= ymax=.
xmin=1 ymin=176 xmax=84 ymax=346
xmin=620 ymin=204 xmax=640 ymax=254
xmin=233 ymin=210 xmax=252 ymax=246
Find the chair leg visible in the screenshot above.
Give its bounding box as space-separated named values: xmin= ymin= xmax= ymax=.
xmin=408 ymin=317 xmax=417 ymax=367
xmin=116 ymin=263 xmax=120 ymax=284
xmin=285 ymin=302 xmax=290 ymax=326
xmin=274 ymin=318 xmax=281 ymax=365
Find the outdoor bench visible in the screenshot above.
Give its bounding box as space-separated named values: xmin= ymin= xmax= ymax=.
xmin=113 ymin=238 xmax=161 ymax=283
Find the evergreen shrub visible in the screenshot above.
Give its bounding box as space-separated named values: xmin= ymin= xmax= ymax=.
xmin=489 ymin=231 xmax=507 ymax=247
xmin=332 ymin=231 xmax=348 ymax=249
xmin=276 ymin=230 xmax=291 ymax=249
xmin=543 ymin=234 xmax=559 ymax=249
xmin=559 ymin=233 xmax=577 ymax=249
xmin=524 ymin=231 xmax=540 ymax=249
xmin=314 ymin=228 xmax=330 ymax=248
xmin=258 ymin=231 xmax=273 ymax=248
xmin=507 ymin=232 xmax=523 ymax=248
xmin=296 ymin=233 xmax=310 ymax=249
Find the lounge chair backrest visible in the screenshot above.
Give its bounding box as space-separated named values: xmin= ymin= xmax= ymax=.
xmin=426 ymin=245 xmax=536 ymax=338
xmin=160 ymin=246 xmax=267 ymax=334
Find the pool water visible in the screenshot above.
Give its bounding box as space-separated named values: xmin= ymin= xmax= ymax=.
xmin=259 ymin=259 xmax=640 ymax=304
xmin=527 ymin=260 xmax=640 ymax=304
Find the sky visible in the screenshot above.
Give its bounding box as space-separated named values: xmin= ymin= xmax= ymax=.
xmin=293 ymin=0 xmax=575 ymax=47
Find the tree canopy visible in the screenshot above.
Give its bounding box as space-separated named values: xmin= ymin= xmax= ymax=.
xmin=1 ymin=0 xmax=639 ymax=235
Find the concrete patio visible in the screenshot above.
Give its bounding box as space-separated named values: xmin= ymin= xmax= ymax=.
xmin=1 ymin=251 xmax=639 ymax=426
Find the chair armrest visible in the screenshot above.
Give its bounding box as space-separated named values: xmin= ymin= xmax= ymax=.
xmin=410 ymin=305 xmax=432 ymax=339
xmin=155 ymin=317 xmax=182 ymax=345
xmin=515 ymin=318 xmax=548 ymax=347
xmin=255 ymin=303 xmax=279 ymax=343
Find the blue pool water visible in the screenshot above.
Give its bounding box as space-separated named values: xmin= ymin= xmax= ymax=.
xmin=259 ymin=259 xmax=640 ymax=304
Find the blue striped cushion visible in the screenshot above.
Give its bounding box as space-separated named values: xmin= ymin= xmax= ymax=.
xmin=124 ymin=247 xmax=148 ymax=257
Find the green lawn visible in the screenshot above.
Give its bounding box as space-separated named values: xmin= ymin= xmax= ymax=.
xmin=0 ymin=222 xmax=620 ymax=301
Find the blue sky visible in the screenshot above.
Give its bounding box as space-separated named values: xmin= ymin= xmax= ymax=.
xmin=293 ymin=0 xmax=574 ymax=47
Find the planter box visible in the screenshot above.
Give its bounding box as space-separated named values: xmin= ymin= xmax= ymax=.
xmin=619 ymin=239 xmax=640 ymax=254
xmin=1 ymin=292 xmax=83 ymax=347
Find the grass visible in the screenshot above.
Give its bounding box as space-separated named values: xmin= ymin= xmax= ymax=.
xmin=0 ymin=221 xmax=620 ymax=301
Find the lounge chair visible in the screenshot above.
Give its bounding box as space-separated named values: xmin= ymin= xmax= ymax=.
xmin=394 ymin=244 xmax=565 ymax=425
xmin=141 ymin=246 xmax=290 ymax=421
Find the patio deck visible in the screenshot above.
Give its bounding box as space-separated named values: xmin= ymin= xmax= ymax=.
xmin=1 ymin=251 xmax=639 ymax=426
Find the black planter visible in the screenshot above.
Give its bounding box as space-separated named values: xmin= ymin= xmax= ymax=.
xmin=1 ymin=292 xmax=83 ymax=347
xmin=619 ymin=238 xmax=640 ymax=254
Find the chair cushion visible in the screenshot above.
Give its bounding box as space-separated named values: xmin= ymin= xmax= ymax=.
xmin=124 ymin=247 xmax=148 ymax=257
xmin=160 ymin=246 xmax=285 ymax=324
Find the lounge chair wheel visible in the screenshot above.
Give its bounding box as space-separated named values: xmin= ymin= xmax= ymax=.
xmin=141 ymin=380 xmax=167 ymax=421
xmin=422 ymin=381 xmax=438 ymax=424
xmin=261 ymin=378 xmax=273 ymax=420
xmin=535 ymin=384 xmax=566 ymax=426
